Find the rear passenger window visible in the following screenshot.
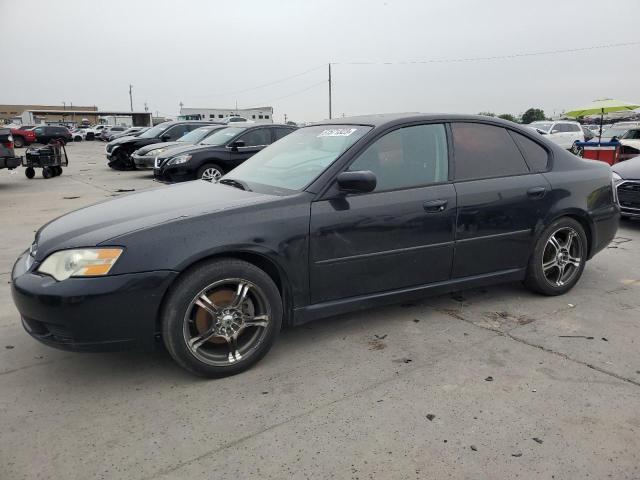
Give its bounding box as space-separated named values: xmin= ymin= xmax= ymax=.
xmin=451 ymin=123 xmax=529 ymax=181
xmin=274 ymin=127 xmax=294 ymax=140
xmin=509 ymin=131 xmax=549 ymax=172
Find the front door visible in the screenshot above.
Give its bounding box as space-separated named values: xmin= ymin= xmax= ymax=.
xmin=450 ymin=122 xmax=553 ymax=278
xmin=309 ymin=123 xmax=456 ymax=303
xmin=227 ymin=127 xmax=273 ymax=169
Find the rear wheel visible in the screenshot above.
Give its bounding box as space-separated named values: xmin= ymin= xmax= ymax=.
xmin=13 ymin=136 xmax=24 ymax=148
xmin=197 ymin=163 xmax=223 ymax=182
xmin=42 ymin=167 xmax=53 ymax=179
xmin=25 ymin=167 xmax=35 ymax=179
xmin=162 ymin=259 xmax=282 ymax=377
xmin=54 ymin=166 xmax=63 ymax=176
xmin=524 ymin=217 xmax=587 ymax=295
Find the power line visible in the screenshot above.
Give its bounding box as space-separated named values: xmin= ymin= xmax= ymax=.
xmin=262 ymin=80 xmax=327 ymax=104
xmin=331 ymin=40 xmax=640 ymax=65
xmin=190 ymin=64 xmax=326 ymax=100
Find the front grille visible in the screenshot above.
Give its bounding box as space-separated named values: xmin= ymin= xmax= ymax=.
xmin=22 ymin=317 xmax=73 ymax=341
xmin=617 ymin=181 xmax=640 ymax=210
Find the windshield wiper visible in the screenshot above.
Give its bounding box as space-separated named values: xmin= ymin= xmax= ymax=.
xmin=218 ymin=178 xmax=251 ymax=191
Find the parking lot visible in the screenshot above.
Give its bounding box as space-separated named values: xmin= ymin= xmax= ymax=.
xmin=1 ymin=141 xmax=639 ymax=479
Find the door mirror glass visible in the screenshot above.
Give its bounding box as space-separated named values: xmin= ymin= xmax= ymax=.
xmin=336 ymin=170 xmax=377 ymax=193
xmin=229 ymin=140 xmax=245 ymax=150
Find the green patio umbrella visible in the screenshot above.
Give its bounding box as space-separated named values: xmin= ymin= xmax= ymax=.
xmin=565 ymin=98 xmax=640 ymax=142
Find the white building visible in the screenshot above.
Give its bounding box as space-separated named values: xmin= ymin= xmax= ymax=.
xmin=179 ymin=106 xmax=274 ymax=124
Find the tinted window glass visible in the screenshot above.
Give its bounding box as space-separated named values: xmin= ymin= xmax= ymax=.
xmin=452 ymin=123 xmax=529 ymax=180
xmin=164 ymin=124 xmax=189 ymax=140
xmin=274 ymin=127 xmax=294 ymax=140
xmin=238 ymin=128 xmax=271 ymax=147
xmin=552 ymin=124 xmax=569 ymax=133
xmin=348 ymin=124 xmax=448 ymax=192
xmin=570 ymin=124 xmax=581 ymax=132
xmin=509 ymin=131 xmax=549 ymax=172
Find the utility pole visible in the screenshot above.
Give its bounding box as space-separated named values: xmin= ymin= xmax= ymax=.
xmin=129 ymin=84 xmax=133 ymax=111
xmin=284 ymin=113 xmax=288 ymax=124
xmin=328 ymin=63 xmax=332 ymax=119
xmin=144 ymin=102 xmax=148 ymax=112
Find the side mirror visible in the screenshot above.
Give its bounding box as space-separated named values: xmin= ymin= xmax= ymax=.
xmin=336 ymin=170 xmax=377 ymax=194
xmin=228 ymin=140 xmax=245 ymax=150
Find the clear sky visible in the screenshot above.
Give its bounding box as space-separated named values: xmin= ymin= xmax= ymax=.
xmin=2 ymin=0 xmax=639 ymax=123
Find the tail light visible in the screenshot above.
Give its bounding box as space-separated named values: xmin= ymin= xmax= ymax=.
xmin=3 ymin=135 xmax=14 ymax=149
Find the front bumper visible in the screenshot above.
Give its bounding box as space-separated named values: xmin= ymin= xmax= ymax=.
xmin=0 ymin=156 xmax=21 ymax=169
xmin=11 ymin=250 xmax=178 ymax=352
xmin=132 ymin=153 xmax=155 ymax=169
xmin=617 ymin=180 xmax=640 ymax=218
xmin=153 ymin=162 xmax=196 ymax=183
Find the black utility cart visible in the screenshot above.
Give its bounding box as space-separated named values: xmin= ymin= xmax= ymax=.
xmin=23 ymin=140 xmax=69 ymax=179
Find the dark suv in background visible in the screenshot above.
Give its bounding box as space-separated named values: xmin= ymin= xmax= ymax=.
xmin=0 ymin=128 xmax=21 ymax=170
xmin=32 ymin=125 xmax=73 ymax=145
xmin=153 ymin=124 xmax=296 ymax=182
xmin=105 ymin=121 xmax=218 ymax=170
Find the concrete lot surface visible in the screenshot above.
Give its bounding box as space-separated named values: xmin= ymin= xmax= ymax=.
xmin=1 ymin=142 xmax=639 ymax=479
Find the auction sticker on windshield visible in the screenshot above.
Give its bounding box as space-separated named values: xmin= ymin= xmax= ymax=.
xmin=317 ymin=128 xmax=358 ymax=137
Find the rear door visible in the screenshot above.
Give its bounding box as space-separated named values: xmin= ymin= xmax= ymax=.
xmin=309 ymin=123 xmax=456 ymax=303
xmin=450 ymin=122 xmax=553 ymax=278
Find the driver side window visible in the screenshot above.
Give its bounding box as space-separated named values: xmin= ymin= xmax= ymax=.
xmin=347 ymin=124 xmax=448 ymax=192
xmin=237 ymin=128 xmax=271 ymax=147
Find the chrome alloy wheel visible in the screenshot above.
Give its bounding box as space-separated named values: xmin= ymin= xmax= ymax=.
xmin=183 ymin=279 xmax=270 ymax=366
xmin=201 ymin=167 xmax=222 ymax=182
xmin=542 ymin=227 xmax=582 ymax=287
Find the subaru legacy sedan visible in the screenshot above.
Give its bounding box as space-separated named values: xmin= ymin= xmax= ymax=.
xmin=11 ymin=114 xmax=619 ymax=377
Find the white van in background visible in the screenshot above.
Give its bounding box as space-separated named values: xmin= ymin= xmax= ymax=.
xmin=529 ymin=120 xmax=585 ymax=151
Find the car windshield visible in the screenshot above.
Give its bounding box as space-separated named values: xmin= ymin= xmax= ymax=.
xmin=222 ymin=125 xmax=372 ymax=193
xmin=200 ymin=127 xmax=247 ymax=146
xmin=138 ymin=123 xmax=170 ymax=138
xmin=621 ymin=129 xmax=640 ymax=140
xmin=530 ymin=122 xmax=552 ymax=132
xmin=601 ymin=128 xmax=628 ymax=139
xmin=178 ymin=127 xmax=221 ymax=144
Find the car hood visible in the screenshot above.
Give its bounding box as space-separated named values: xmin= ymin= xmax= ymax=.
xmin=108 ymin=135 xmax=140 ymax=146
xmin=135 ymin=141 xmax=183 ymax=155
xmin=612 ymin=156 xmax=640 ymax=180
xmin=33 ymin=181 xmax=271 ymax=261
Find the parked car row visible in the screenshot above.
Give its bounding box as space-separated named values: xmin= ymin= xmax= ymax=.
xmin=105 ymin=120 xmax=296 ymax=181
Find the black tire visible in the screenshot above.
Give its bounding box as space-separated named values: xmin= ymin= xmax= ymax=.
xmin=54 ymin=166 xmax=63 ymax=176
xmin=621 ymin=215 xmax=630 ymax=221
xmin=25 ymin=167 xmax=35 ymax=179
xmin=42 ymin=167 xmax=53 ymax=179
xmin=13 ymin=136 xmax=24 ymax=148
xmin=197 ymin=163 xmax=224 ymax=182
xmin=162 ymin=259 xmax=283 ymax=377
xmin=524 ymin=217 xmax=587 ymax=296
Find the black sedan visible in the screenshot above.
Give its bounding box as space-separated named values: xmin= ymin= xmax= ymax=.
xmin=612 ymin=156 xmax=640 ymax=218
xmin=153 ymin=124 xmax=296 ymax=182
xmin=11 ymin=114 xmax=619 ymax=377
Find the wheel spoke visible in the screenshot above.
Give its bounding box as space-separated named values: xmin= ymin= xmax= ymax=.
xmin=226 ymin=334 xmax=242 ymax=363
xmin=543 ymin=258 xmax=558 ymax=272
xmin=231 ymin=282 xmax=250 ymax=308
xmin=195 ymin=294 xmax=219 ymax=317
xmin=189 ymin=329 xmax=218 ymax=350
xmin=556 ymin=264 xmax=566 ymax=286
xmin=567 ymin=256 xmax=581 ymax=267
xmin=563 ymin=231 xmax=576 ymax=250
xmin=548 ymin=235 xmax=561 ymax=252
xmin=243 ymin=314 xmax=269 ymax=328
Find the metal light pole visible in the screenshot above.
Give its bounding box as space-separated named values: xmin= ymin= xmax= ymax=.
xmin=328 ymin=63 xmax=332 ymax=119
xmin=129 ymin=84 xmax=133 ymax=111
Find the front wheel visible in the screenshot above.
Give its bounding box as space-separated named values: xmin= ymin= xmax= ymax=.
xmin=524 ymin=218 xmax=587 ymax=296
xmin=25 ymin=167 xmax=35 ymax=179
xmin=162 ymin=259 xmax=282 ymax=377
xmin=197 ymin=163 xmax=224 ymax=182
xmin=108 ymin=150 xmax=134 ymax=170
xmin=570 ymin=141 xmax=582 ymax=156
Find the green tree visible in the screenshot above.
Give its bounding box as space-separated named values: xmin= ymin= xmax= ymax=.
xmin=521 ymin=108 xmax=546 ymax=124
xmin=478 ymin=111 xmax=496 ymax=117
xmin=498 ymin=113 xmax=517 ymax=122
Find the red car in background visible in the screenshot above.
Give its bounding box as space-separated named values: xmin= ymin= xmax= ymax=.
xmin=10 ymin=126 xmax=37 ymax=148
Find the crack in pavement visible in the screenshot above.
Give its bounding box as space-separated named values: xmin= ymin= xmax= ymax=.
xmin=441 ymin=309 xmax=640 ymax=388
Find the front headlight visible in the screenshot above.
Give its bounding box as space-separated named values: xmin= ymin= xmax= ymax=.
xmin=167 ymin=154 xmax=191 ymax=165
xmin=38 ymin=248 xmax=123 ymax=281
xmin=612 ymin=171 xmax=623 ymax=183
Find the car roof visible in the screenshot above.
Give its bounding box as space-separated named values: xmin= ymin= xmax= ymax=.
xmin=311 ymin=113 xmax=528 ymax=129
